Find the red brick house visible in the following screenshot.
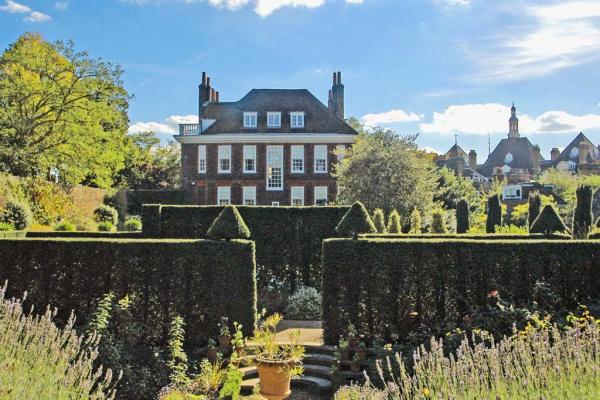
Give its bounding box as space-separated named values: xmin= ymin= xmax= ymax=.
xmin=174 ymin=71 xmax=359 ymax=206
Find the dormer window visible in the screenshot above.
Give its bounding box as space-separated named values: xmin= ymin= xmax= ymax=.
xmin=290 ymin=112 xmax=305 ymax=128
xmin=243 ymin=112 xmax=257 ymax=128
xmin=267 ymin=112 xmax=281 ymax=128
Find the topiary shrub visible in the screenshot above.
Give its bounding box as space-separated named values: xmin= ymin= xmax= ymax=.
xmin=97 ymin=221 xmax=116 ymax=232
xmin=0 ymin=222 xmax=14 ymax=231
xmin=409 ymin=207 xmax=422 ymax=234
xmin=573 ymin=185 xmax=593 ymax=239
xmin=486 ymin=194 xmax=502 ymax=233
xmin=372 ymin=208 xmax=387 ymax=233
xmin=123 ymin=216 xmax=142 ymax=232
xmin=335 ymin=202 xmax=376 ymax=238
xmin=430 ymin=210 xmax=447 ymax=234
xmin=93 ymin=205 xmax=118 ymax=226
xmin=53 ymin=220 xmax=76 ymax=232
xmin=456 ymin=199 xmax=469 ymax=234
xmin=284 ymin=286 xmax=322 ymax=320
xmin=530 ymin=205 xmax=568 ymax=236
xmin=206 ymin=205 xmax=251 ymax=240
xmin=387 ymin=209 xmax=402 ymax=234
xmin=527 ymin=191 xmax=541 ymax=230
xmin=0 ymin=201 xmax=32 ymax=230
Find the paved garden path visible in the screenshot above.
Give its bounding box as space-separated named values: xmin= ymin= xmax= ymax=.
xmin=275 ymin=320 xmax=324 ymax=345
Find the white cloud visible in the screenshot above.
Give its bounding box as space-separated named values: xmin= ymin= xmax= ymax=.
xmin=361 ymin=109 xmax=422 ymax=127
xmin=0 ymin=0 xmax=30 ymax=13
xmin=421 ymin=146 xmax=442 ymax=155
xmin=129 ymin=114 xmax=198 ymax=135
xmin=54 ymin=1 xmax=69 ymax=9
xmin=23 ymin=10 xmax=51 ymax=22
xmin=123 ymin=0 xmax=363 ymax=16
xmin=419 ymin=103 xmax=600 ymax=135
xmin=473 ymin=1 xmax=600 ymax=82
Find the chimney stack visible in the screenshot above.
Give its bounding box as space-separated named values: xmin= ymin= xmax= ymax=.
xmin=199 ymin=72 xmax=219 ymax=118
xmin=329 ymin=71 xmax=344 ymax=119
xmin=468 ymin=150 xmax=477 ymax=168
xmin=551 ymin=147 xmax=560 ymax=161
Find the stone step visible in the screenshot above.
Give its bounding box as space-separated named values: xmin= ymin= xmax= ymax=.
xmin=304 ymin=353 xmax=335 ymax=366
xmin=240 ymin=364 xmax=332 ymax=380
xmin=304 ymin=344 xmax=336 ymax=355
xmin=240 ymin=375 xmax=332 ymax=395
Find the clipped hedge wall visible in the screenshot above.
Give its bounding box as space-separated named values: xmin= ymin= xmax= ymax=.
xmin=0 ymin=230 xmax=27 ymax=238
xmin=361 ymin=233 xmax=572 ymax=240
xmin=0 ymin=237 xmax=256 ymax=347
xmin=125 ymin=190 xmax=186 ymax=214
xmin=322 ymin=238 xmax=600 ymax=344
xmin=25 ymin=231 xmax=143 ymax=239
xmin=143 ymin=205 xmax=350 ymax=289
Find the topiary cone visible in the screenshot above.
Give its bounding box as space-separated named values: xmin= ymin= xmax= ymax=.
xmin=530 ymin=205 xmax=568 ymax=236
xmin=387 ymin=209 xmax=402 ymax=234
xmin=335 ymin=202 xmax=377 ymax=238
xmin=207 ymin=205 xmax=251 ymax=240
xmin=372 ymin=208 xmax=387 ymax=233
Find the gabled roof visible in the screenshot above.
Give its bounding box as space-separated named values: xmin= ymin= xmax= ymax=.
xmin=200 ymin=89 xmax=358 ymax=135
xmin=555 ymin=132 xmax=599 ymax=164
xmin=444 ymin=144 xmax=469 ymax=164
xmin=480 ymin=137 xmax=543 ymax=177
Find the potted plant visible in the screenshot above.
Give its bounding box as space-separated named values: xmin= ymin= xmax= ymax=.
xmin=332 ymin=351 xmax=341 ymax=369
xmin=206 ymin=339 xmax=219 ymax=362
xmin=347 ymin=322 xmax=359 ymax=349
xmin=251 ymin=313 xmax=305 ymax=400
xmin=350 ymin=354 xmax=361 ymax=373
xmin=218 ymin=317 xmax=231 ymax=354
xmin=355 ymin=341 xmax=367 ymax=362
xmin=338 ymin=337 xmax=350 ymax=361
xmin=232 ymin=321 xmax=245 ymax=357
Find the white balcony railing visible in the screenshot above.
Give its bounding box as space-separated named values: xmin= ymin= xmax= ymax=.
xmin=179 ymin=123 xmax=200 ymax=135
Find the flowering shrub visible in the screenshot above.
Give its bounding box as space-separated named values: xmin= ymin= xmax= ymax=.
xmin=93 ymin=204 xmax=119 ymax=225
xmin=123 ymin=215 xmax=142 ymax=231
xmin=285 ymin=286 xmax=322 ymax=320
xmin=53 ymin=220 xmax=76 ymax=231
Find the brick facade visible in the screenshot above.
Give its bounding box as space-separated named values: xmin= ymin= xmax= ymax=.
xmin=182 ymin=142 xmax=346 ymax=205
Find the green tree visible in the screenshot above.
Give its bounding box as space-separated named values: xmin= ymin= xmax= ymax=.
xmin=336 ymin=201 xmax=377 ymax=238
xmin=486 ymin=194 xmax=502 ymax=233
xmin=456 ymin=199 xmax=469 ymax=234
xmin=372 ymin=208 xmax=387 ymax=233
xmin=387 ymin=209 xmax=402 ymax=234
xmin=334 ymin=123 xmax=437 ymax=220
xmin=410 ymin=207 xmax=422 ymax=234
xmin=435 ymin=167 xmax=479 ymax=210
xmin=530 ymin=205 xmax=568 ymax=236
xmin=0 ymin=33 xmax=130 ymax=188
xmin=573 ymin=185 xmax=593 ymax=239
xmin=527 ymin=191 xmax=542 ymax=229
xmin=430 ymin=210 xmax=447 ymax=234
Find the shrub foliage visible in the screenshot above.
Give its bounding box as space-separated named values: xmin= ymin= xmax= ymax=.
xmin=527 ymin=191 xmax=541 ymax=229
xmin=93 ymin=204 xmax=119 ymax=225
xmin=387 ymin=210 xmax=402 ymax=234
xmin=372 ymin=209 xmax=387 ymax=234
xmin=573 ymin=185 xmax=593 ymax=239
xmin=456 ymin=199 xmax=469 ymax=234
xmin=207 ymin=205 xmax=251 ymax=240
xmin=486 ymin=194 xmax=502 ymax=233
xmin=0 ymin=201 xmax=32 ymax=230
xmin=430 ymin=210 xmax=447 ymax=234
xmin=530 ymin=205 xmax=568 ymax=236
xmin=322 ymin=238 xmax=600 ymax=344
xmin=336 ymin=202 xmax=377 ymax=238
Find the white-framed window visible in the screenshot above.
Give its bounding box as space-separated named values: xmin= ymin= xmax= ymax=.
xmin=243 ymin=112 xmax=257 ymax=128
xmin=218 ymin=145 xmax=231 ymax=173
xmin=290 ymin=112 xmax=305 ymax=128
xmin=243 ymin=145 xmax=256 ymax=173
xmin=314 ymin=145 xmax=328 ymax=173
xmin=336 ymin=145 xmax=346 ymax=162
xmin=243 ymin=186 xmax=256 ymax=206
xmin=272 ymin=201 xmax=280 ymax=206
xmin=291 ymin=186 xmax=304 ymax=206
xmin=267 ymin=112 xmax=281 ymax=128
xmin=197 ymin=145 xmax=206 ymax=173
xmin=266 ymin=145 xmax=283 ymax=190
xmin=314 ymin=186 xmax=328 ymax=206
xmin=217 ymin=186 xmax=231 ymax=205
xmin=291 ymin=145 xmax=304 ymax=173
xmin=502 ymin=185 xmax=522 ymax=200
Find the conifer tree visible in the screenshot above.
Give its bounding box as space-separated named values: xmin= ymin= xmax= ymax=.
xmin=430 ymin=210 xmax=447 ymax=234
xmin=372 ymin=208 xmax=387 ymax=233
xmin=206 ymin=205 xmax=251 ymax=240
xmin=456 ymin=199 xmax=469 ymax=234
xmin=530 ymin=205 xmax=568 ymax=236
xmin=573 ymin=185 xmax=593 ymax=239
xmin=486 ymin=194 xmax=502 ymax=233
xmin=336 ymin=202 xmax=377 ymax=238
xmin=410 ymin=207 xmax=422 ymax=234
xmin=527 ymin=191 xmax=541 ymax=230
xmin=387 ymin=209 xmax=402 ymax=234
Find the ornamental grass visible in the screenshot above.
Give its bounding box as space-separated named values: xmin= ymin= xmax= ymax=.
xmin=0 ymin=283 xmax=119 ymax=399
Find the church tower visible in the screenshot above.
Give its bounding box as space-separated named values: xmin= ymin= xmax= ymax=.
xmin=508 ymin=102 xmax=520 ymax=138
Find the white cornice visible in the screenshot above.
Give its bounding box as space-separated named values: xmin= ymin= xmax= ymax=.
xmin=174 ymin=133 xmax=358 ymax=144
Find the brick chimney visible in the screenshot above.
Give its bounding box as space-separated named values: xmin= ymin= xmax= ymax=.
xmin=199 ymin=72 xmax=211 ymax=118
xmin=532 ymin=145 xmax=541 ymax=172
xmin=468 ymin=150 xmax=477 ymax=168
xmin=329 ymin=71 xmax=344 ymax=119
xmin=551 ymin=147 xmax=560 ymax=161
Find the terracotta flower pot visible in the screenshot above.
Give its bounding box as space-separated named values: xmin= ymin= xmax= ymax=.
xmin=207 ymin=347 xmax=218 ymax=362
xmin=348 ymin=337 xmax=359 ymax=350
xmin=356 ymin=348 xmax=367 ymax=362
xmin=256 ymin=361 xmax=293 ymax=400
xmin=340 ymin=348 xmax=351 ymax=361
xmin=218 ymin=335 xmax=231 ymax=352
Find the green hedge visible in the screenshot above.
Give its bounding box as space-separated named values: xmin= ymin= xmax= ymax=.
xmin=361 ymin=233 xmax=572 ymax=240
xmin=0 ymin=237 xmax=256 ymax=347
xmin=0 ymin=230 xmax=27 ymax=238
xmin=322 ymin=238 xmax=600 ymax=344
xmin=25 ymin=231 xmax=143 ymax=239
xmin=143 ymin=205 xmax=350 ymax=289
xmin=126 ymin=190 xmax=186 ymax=214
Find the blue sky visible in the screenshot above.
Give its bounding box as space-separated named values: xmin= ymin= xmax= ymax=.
xmin=2 ymin=0 xmax=600 ymax=159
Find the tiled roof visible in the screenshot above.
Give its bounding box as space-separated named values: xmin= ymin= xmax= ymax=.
xmin=555 ymin=132 xmax=599 ymax=164
xmin=480 ymin=137 xmax=543 ymax=176
xmin=200 ymin=89 xmax=358 ymax=135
